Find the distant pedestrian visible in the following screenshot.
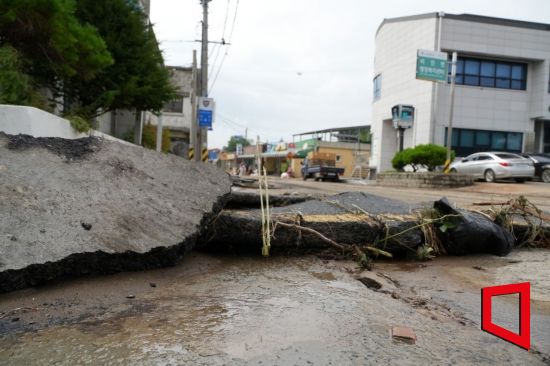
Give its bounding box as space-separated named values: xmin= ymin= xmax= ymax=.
xmin=239 ymin=162 xmax=247 ymax=176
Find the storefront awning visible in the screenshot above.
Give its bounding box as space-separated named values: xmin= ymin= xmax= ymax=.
xmin=261 ymin=151 xmax=292 ymax=158
xmin=293 ymin=148 xmax=314 ymax=158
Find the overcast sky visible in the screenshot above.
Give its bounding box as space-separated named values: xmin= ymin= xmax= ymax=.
xmin=150 ymin=0 xmax=550 ymax=149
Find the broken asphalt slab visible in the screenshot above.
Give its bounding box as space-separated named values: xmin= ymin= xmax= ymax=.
xmin=0 ymin=133 xmax=232 ymax=292
xmin=203 ymin=191 xmax=525 ymax=257
xmin=202 ymin=191 xmax=425 ymax=255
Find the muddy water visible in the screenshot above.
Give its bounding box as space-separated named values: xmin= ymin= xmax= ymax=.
xmin=0 ymin=251 xmax=549 ymax=365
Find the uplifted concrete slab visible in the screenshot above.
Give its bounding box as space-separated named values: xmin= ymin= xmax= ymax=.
xmin=203 ymin=191 xmax=424 ymax=255
xmin=271 ymin=191 xmax=420 ymax=215
xmin=0 ymin=133 xmax=231 ymax=292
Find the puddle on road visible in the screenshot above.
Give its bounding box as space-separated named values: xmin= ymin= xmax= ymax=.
xmin=0 ymin=253 xmax=548 ymax=365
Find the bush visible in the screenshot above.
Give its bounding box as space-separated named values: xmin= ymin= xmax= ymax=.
xmin=392 ymin=144 xmax=454 ymax=172
xmin=65 ymin=114 xmax=92 ymax=133
xmin=391 ymin=148 xmax=411 ymax=171
xmin=142 ymin=123 xmax=171 ymax=153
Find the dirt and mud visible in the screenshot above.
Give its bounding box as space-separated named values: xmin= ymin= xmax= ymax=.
xmin=0 ymin=249 xmax=548 ymax=365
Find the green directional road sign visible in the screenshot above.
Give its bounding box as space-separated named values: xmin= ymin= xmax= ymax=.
xmin=416 ymin=49 xmax=448 ymax=82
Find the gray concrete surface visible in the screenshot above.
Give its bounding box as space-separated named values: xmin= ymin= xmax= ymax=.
xmin=265 ymin=177 xmax=550 ymax=212
xmin=0 ymin=133 xmax=231 ymax=292
xmin=271 ymin=191 xmax=420 ymax=215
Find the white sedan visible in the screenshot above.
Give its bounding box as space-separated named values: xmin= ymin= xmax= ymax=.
xmin=449 ymin=152 xmax=535 ymax=183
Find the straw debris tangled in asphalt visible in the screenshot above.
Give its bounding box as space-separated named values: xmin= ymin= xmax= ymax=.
xmin=474 ymin=196 xmax=550 ymax=248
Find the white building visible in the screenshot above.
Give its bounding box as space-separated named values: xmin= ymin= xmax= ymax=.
xmin=96 ymin=66 xmax=199 ymax=154
xmin=371 ymin=13 xmax=550 ymax=173
xmin=147 ymin=66 xmax=199 ymax=151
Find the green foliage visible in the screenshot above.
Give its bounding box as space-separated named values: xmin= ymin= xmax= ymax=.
xmin=438 ymin=220 xmax=457 ymax=233
xmin=122 ymin=128 xmax=135 ymax=144
xmin=0 ymin=0 xmax=174 ymax=119
xmin=0 ymin=0 xmax=112 ymax=95
xmin=225 ymin=136 xmax=251 ymax=152
xmin=416 ymin=245 xmax=435 ymax=261
xmin=359 ymin=128 xmax=371 ymax=143
xmin=391 ymin=144 xmax=455 ymax=172
xmin=64 ymin=114 xmax=91 ymax=133
xmin=0 ymin=45 xmax=49 ymax=108
xmin=69 ymin=0 xmax=176 ymax=117
xmin=391 ymin=148 xmax=411 ymax=171
xmin=142 ymin=123 xmax=171 ymax=153
xmin=0 ymin=45 xmax=32 ymax=104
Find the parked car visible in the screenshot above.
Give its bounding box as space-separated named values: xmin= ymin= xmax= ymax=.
xmin=520 ymin=153 xmax=550 ymax=183
xmin=449 ymin=152 xmax=534 ymax=183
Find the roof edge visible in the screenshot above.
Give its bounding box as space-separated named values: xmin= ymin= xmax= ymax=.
xmin=375 ymin=12 xmax=438 ymax=37
xmin=376 ymin=12 xmax=550 ymax=38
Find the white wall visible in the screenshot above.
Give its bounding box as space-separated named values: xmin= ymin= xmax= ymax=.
xmin=371 ymin=16 xmax=437 ymax=172
xmin=0 ymin=105 xmax=131 ymax=144
xmin=95 ymin=109 xmax=137 ymax=139
xmin=372 ymin=15 xmax=550 ymax=170
xmin=435 ymin=18 xmax=550 ymax=149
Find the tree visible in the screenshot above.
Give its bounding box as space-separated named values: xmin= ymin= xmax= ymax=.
xmin=0 ymin=45 xmax=33 ymax=105
xmin=0 ymin=0 xmax=113 ymax=102
xmin=224 ymin=136 xmax=251 ymax=152
xmin=0 ymin=0 xmax=175 ymax=128
xmin=392 ymin=144 xmax=454 ymax=172
xmin=69 ymin=0 xmax=176 ymax=118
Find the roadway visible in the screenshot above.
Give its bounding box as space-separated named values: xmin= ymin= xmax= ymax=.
xmin=263 ymin=177 xmax=550 ymax=212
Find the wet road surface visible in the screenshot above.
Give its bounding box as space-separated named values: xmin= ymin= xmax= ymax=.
xmin=262 ymin=177 xmax=550 ymax=212
xmin=0 ymin=250 xmax=549 ymax=365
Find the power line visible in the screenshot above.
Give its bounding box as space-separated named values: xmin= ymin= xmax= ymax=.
xmin=216 ymin=118 xmax=244 ymax=133
xmin=209 ymin=0 xmax=231 ymax=76
xmin=209 ymin=50 xmax=228 ymax=91
xmin=209 ymin=0 xmax=239 ymax=92
xmin=227 ymin=0 xmax=240 ymax=43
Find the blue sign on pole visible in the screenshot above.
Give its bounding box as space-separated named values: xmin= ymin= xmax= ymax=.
xmin=198 ymin=109 xmax=212 ymax=128
xmin=208 ymin=150 xmax=219 ymax=161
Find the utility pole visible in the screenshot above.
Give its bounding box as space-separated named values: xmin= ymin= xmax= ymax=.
xmin=156 ymin=113 xmax=163 ymax=152
xmin=199 ymin=0 xmax=211 ymax=151
xmin=444 ymin=51 xmax=457 ymax=173
xmin=190 ymin=50 xmax=200 ymax=161
xmin=430 ymin=12 xmax=445 ymax=144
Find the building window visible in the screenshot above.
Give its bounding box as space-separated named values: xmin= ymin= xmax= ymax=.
xmin=445 ymin=128 xmax=523 ymax=157
xmin=373 ymin=74 xmax=381 ymax=101
xmin=336 ymin=154 xmax=341 ymax=162
xmin=163 ymin=95 xmax=184 ymax=113
xmin=449 ymin=56 xmax=527 ymax=91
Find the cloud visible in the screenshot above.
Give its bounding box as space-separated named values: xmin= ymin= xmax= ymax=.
xmin=151 ymin=0 xmax=550 ymax=148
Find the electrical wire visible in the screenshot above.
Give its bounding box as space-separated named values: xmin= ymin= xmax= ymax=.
xmin=209 ymin=0 xmax=239 ymax=92
xmin=227 ymin=0 xmax=240 ymax=43
xmin=209 ymin=0 xmax=231 ymax=76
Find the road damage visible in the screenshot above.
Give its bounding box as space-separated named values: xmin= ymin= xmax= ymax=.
xmin=0 ymin=133 xmax=232 ymax=292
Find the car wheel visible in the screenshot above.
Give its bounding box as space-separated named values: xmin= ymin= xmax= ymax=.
xmin=484 ymin=169 xmax=496 ymax=183
xmin=542 ymin=169 xmax=550 ymax=183
xmin=450 ymin=168 xmax=457 ymax=173
xmin=515 ymin=178 xmax=526 ymax=183
xmin=302 ymin=174 xmax=307 ymax=181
